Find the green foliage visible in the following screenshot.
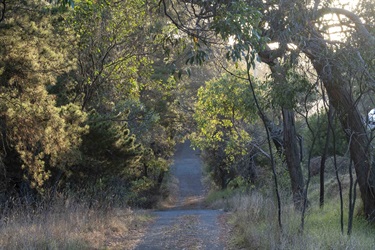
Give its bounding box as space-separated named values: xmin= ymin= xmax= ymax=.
xmin=193 ymin=71 xmax=256 ymax=151
xmin=211 ymin=0 xmax=267 ymax=64
xmin=0 ymin=0 xmax=176 ymax=208
xmin=73 ymin=111 xmax=142 ymax=182
xmin=0 ymin=1 xmax=87 ymax=191
xmin=204 ymin=188 xmax=238 ymax=209
xmin=5 ymin=96 xmax=87 ymax=188
xmin=66 ymin=107 xmax=171 ymax=207
xmin=48 ymin=0 xmax=75 ymax=8
xmin=192 ymin=71 xmax=261 ymax=188
xmin=63 ymin=0 xmax=152 ymax=109
xmin=269 ymin=69 xmax=313 ymax=109
xmin=48 ymin=0 xmax=177 ymax=206
xmin=303 ymin=110 xmax=348 ymax=157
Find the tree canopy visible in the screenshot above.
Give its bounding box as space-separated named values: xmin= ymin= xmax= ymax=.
xmin=160 ymin=0 xmax=375 ymax=222
xmin=1 ymin=0 xmax=375 ymax=234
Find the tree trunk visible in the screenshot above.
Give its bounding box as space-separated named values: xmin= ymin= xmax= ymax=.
xmin=262 ymin=113 xmax=284 ymax=157
xmin=282 ymin=108 xmax=305 ymax=210
xmin=303 ymin=35 xmax=375 ymax=221
xmin=257 ymin=54 xmax=306 ymax=210
xmin=325 ymin=74 xmax=374 ymax=222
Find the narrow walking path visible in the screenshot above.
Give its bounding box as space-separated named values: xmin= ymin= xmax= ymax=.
xmin=134 ymin=141 xmax=229 ymax=250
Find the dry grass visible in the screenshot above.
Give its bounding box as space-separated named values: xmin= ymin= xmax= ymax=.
xmin=225 ymin=188 xmax=375 ymax=250
xmin=0 ymin=198 xmax=153 ymax=249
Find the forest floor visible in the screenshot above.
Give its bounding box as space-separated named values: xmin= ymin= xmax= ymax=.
xmin=130 ymin=141 xmax=231 ymax=250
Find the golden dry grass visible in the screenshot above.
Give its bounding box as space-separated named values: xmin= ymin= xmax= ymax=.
xmin=0 ymin=199 xmax=153 ymax=250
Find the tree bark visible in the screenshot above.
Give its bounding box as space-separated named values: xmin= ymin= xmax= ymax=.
xmin=257 ymin=51 xmax=306 ymax=210
xmin=282 ymin=108 xmax=305 ymax=210
xmin=303 ymin=33 xmax=375 ymax=221
xmin=318 ymin=68 xmax=375 ymax=222
xmin=262 ymin=113 xmax=283 ymax=157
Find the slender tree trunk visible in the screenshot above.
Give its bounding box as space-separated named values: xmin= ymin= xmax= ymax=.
xmin=301 ymin=120 xmax=315 ymax=231
xmin=282 ymin=108 xmax=305 ymax=210
xmin=245 ymin=61 xmax=283 ymax=230
xmin=348 ymin=160 xmax=357 ymax=235
xmin=331 ymin=124 xmax=344 ymax=234
xmin=320 ymin=105 xmax=333 ymax=208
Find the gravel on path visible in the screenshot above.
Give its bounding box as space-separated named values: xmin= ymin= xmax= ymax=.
xmin=134 ymin=141 xmax=229 ymax=250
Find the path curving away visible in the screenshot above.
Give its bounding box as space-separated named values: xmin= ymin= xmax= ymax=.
xmin=134 ymin=141 xmax=229 ymax=250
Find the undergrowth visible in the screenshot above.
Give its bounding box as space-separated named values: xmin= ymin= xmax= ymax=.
xmin=0 ymin=196 xmax=152 ymax=249
xmin=207 ymin=175 xmax=375 ymax=249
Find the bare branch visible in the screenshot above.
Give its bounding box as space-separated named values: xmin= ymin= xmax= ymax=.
xmin=316 ymin=8 xmax=375 ymax=46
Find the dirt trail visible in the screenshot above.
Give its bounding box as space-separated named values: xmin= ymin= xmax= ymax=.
xmin=134 ymin=141 xmax=229 ymax=250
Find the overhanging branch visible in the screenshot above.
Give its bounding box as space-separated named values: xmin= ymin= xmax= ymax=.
xmin=316 ymin=8 xmax=375 ymax=46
